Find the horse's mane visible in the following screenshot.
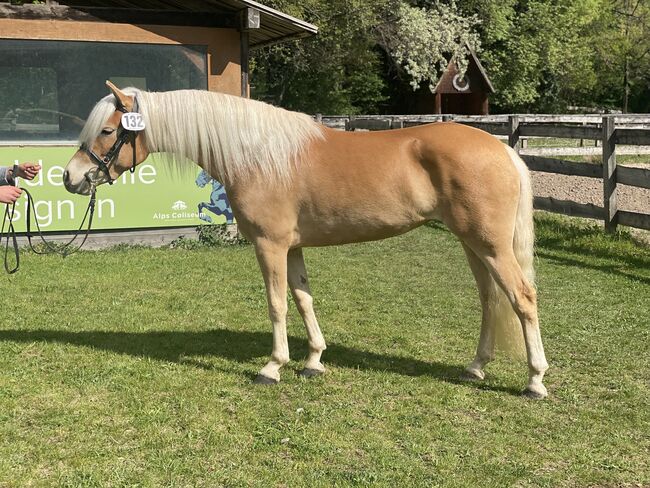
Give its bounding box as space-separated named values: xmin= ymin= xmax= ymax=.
xmin=80 ymin=88 xmax=324 ymax=185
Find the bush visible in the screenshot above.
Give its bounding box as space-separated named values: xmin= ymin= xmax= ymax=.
xmin=170 ymin=224 xmax=249 ymax=249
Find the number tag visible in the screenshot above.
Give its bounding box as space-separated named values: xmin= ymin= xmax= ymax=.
xmin=121 ymin=112 xmax=146 ymax=131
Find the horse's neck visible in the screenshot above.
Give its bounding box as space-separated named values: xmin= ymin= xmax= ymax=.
xmin=144 ymin=91 xmax=238 ymax=184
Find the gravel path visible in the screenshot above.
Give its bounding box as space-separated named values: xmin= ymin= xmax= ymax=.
xmin=531 ymin=167 xmax=650 ymax=213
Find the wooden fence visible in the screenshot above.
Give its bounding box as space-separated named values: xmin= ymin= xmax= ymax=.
xmin=316 ymin=114 xmax=650 ymax=233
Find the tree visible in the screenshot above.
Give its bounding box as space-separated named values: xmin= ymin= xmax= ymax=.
xmin=459 ymin=0 xmax=601 ymax=113
xmin=252 ymin=0 xmax=391 ymax=114
xmin=252 ymin=0 xmax=481 ymax=114
xmin=594 ymin=0 xmax=650 ymax=112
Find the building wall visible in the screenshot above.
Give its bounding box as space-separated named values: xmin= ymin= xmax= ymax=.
xmin=0 ymin=19 xmax=242 ymax=95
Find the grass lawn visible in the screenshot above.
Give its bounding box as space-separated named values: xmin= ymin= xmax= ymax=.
xmin=0 ymin=215 xmax=648 ymax=487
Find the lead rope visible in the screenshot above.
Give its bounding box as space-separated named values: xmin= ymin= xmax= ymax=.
xmin=2 ymin=199 xmax=20 ymax=274
xmin=1 ymin=184 xmax=97 ymax=274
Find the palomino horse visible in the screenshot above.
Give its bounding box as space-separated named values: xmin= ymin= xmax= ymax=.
xmin=64 ymin=82 xmax=549 ymax=398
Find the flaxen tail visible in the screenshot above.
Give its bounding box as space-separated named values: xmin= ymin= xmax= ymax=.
xmin=490 ymin=145 xmax=535 ymax=358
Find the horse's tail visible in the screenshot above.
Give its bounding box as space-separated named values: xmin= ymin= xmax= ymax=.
xmin=490 ymin=145 xmax=535 ymax=357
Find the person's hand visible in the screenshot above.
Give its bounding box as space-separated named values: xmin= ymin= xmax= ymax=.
xmin=0 ymin=186 xmax=22 ymax=204
xmin=14 ymin=162 xmax=41 ymax=180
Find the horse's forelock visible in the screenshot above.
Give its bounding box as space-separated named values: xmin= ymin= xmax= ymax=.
xmin=79 ymin=88 xmax=142 ymax=146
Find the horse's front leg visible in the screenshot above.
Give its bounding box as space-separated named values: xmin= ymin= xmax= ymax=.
xmin=253 ymin=241 xmax=290 ymax=384
xmin=287 ymin=248 xmax=326 ymax=377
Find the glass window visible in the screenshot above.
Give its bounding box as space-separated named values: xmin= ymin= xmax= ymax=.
xmin=0 ymin=39 xmax=208 ymax=143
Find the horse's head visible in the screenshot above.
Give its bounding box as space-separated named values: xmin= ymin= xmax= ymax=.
xmin=195 ymin=169 xmax=213 ymax=188
xmin=64 ymin=81 xmax=150 ymax=195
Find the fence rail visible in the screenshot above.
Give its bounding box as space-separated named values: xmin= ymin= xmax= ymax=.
xmin=318 ymin=113 xmax=650 ymax=233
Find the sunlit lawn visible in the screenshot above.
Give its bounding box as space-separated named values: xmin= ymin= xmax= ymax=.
xmin=0 ymin=214 xmax=648 ymax=487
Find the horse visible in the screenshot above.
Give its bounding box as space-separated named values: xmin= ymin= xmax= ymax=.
xmin=63 ymin=81 xmax=549 ymax=399
xmin=195 ymin=169 xmax=234 ymax=224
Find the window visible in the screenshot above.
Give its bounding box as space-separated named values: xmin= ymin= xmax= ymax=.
xmin=0 ymin=39 xmax=208 ymax=143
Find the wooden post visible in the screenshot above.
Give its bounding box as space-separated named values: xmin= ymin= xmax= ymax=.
xmin=240 ymin=31 xmax=249 ymax=97
xmin=315 ymin=113 xmax=323 ymax=124
xmin=602 ymin=115 xmax=618 ymax=232
xmin=508 ymin=115 xmax=520 ymax=153
xmin=240 ymin=8 xmax=260 ymax=98
xmin=434 ymin=93 xmax=442 ymax=114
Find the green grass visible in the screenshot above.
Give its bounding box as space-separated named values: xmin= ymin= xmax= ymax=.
xmin=0 ymin=215 xmax=648 ymax=487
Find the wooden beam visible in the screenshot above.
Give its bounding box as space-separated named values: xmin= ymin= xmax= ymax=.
xmin=522 ymin=155 xmax=602 ymax=178
xmin=617 ymin=165 xmax=650 ymax=190
xmin=461 ymin=121 xmax=509 ymax=135
xmin=615 ymin=128 xmax=650 ymax=145
xmin=618 ymin=211 xmax=650 ymax=231
xmin=0 ymin=4 xmax=238 ymax=28
xmin=348 ymin=118 xmax=392 ymax=131
xmin=519 ymin=123 xmax=601 ymax=140
xmin=533 ymin=197 xmax=604 ymax=220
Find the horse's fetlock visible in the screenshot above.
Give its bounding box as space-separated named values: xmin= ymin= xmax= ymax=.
xmin=310 ymin=340 xmax=326 ymax=352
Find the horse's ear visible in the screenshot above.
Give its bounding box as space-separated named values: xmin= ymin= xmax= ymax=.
xmin=106 ymin=80 xmax=134 ymax=111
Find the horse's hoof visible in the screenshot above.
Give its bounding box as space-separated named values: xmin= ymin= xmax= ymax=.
xmin=253 ymin=374 xmax=278 ymax=385
xmin=298 ymin=368 xmax=325 ymax=378
xmin=460 ymin=369 xmax=484 ymax=382
xmin=522 ymin=387 xmax=547 ymax=400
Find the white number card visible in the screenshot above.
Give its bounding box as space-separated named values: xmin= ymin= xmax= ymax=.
xmin=121 ymin=112 xmax=146 ymax=131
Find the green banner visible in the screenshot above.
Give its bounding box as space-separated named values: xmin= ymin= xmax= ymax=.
xmin=0 ymin=146 xmax=233 ymax=232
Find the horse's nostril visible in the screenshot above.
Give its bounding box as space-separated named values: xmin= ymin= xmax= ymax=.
xmin=63 ymin=170 xmax=69 ymax=182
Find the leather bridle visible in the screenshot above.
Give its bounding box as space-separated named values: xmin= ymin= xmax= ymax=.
xmin=79 ymin=97 xmax=140 ymax=185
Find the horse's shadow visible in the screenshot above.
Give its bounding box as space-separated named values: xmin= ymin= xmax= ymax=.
xmin=0 ymin=327 xmax=520 ymax=394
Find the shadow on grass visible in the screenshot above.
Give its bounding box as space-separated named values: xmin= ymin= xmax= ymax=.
xmin=429 ymin=215 xmax=650 ymax=284
xmin=0 ymin=328 xmax=520 ymax=395
xmin=533 ymin=216 xmax=650 ymax=284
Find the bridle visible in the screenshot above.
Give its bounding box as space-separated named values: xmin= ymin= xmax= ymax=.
xmin=79 ymin=96 xmax=141 ymax=185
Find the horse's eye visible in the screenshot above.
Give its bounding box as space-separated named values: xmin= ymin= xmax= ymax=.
xmin=101 ymin=128 xmax=115 ymax=135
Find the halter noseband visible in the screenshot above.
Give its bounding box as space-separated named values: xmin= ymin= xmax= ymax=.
xmin=80 ymin=97 xmax=140 ymax=185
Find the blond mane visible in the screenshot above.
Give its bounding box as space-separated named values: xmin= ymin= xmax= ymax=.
xmin=80 ymin=88 xmax=323 ymax=184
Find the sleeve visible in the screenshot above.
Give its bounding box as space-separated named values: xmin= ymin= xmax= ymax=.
xmin=0 ymin=167 xmax=10 ymax=186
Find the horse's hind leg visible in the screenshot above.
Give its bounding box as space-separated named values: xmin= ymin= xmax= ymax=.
xmin=479 ymin=247 xmax=549 ymax=398
xmin=460 ymin=244 xmax=496 ymax=381
xmin=287 ymin=248 xmax=327 ymax=377
xmin=253 ymin=241 xmax=290 ymax=384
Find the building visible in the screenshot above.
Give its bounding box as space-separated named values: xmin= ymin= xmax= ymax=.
xmin=0 ymin=1 xmax=316 ymax=238
xmin=411 ymin=49 xmax=495 ymax=116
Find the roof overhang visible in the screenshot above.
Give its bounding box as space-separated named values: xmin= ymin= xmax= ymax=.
xmin=0 ymin=0 xmax=318 ymax=49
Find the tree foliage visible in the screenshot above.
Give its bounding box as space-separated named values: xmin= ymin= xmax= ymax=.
xmin=249 ymin=0 xmax=649 ymax=114
xmin=252 ymin=0 xmax=479 ymax=114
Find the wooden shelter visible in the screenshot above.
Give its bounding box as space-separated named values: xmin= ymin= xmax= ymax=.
xmin=0 ymin=1 xmax=317 ymax=129
xmin=433 ymin=49 xmax=495 ymax=115
xmin=408 ymin=49 xmax=495 ymax=116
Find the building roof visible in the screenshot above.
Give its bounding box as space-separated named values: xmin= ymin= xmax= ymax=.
xmin=1 ymin=0 xmax=318 ymax=49
xmin=433 ymin=48 xmax=495 ymax=95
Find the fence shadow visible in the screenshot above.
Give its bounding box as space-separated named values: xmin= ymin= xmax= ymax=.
xmin=533 ymin=216 xmax=650 ymax=284
xmin=0 ymin=328 xmax=520 ymax=395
